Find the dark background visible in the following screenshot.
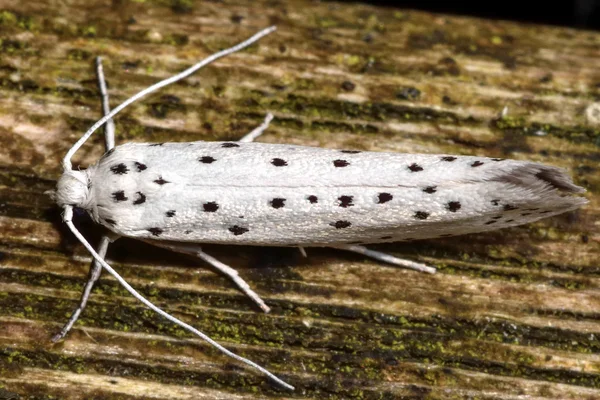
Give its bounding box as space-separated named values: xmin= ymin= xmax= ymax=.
xmin=354 ymin=0 xmax=600 ymax=30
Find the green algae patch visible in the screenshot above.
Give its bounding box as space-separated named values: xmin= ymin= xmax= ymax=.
xmin=491 ymin=116 xmax=600 ymax=145
xmin=0 ymin=10 xmax=37 ymax=31
xmin=256 ymin=94 xmax=465 ymax=126
xmin=67 ymin=48 xmax=93 ymax=61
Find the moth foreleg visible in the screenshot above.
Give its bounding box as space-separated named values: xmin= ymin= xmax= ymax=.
xmin=52 ymin=235 xmax=111 ymax=342
xmin=53 ymin=58 xmax=118 ymax=342
xmin=146 ymin=241 xmax=271 ymax=313
xmin=335 ymin=244 xmax=436 ymax=274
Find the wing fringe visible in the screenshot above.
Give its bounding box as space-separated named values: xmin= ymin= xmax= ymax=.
xmin=489 ymin=163 xmax=587 ymax=208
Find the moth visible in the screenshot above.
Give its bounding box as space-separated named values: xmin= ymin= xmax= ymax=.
xmin=50 ymin=26 xmax=587 ymax=390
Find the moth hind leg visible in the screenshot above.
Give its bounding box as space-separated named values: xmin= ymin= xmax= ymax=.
xmin=238 ymin=113 xmax=273 ymax=143
xmin=335 ymin=244 xmax=436 ymax=274
xmin=297 ymin=247 xmax=307 ymax=258
xmin=145 ymin=241 xmax=271 ymax=313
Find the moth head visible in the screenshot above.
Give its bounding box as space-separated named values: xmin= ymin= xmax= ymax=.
xmin=52 ymin=169 xmax=92 ymax=209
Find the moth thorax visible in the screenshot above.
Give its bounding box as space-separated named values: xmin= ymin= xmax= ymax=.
xmin=55 ymin=170 xmax=92 ymax=209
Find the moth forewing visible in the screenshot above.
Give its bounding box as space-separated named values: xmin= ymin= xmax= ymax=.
xmin=90 ymin=142 xmax=586 ymax=245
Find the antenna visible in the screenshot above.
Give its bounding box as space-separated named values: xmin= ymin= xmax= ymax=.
xmin=62 ymin=26 xmax=276 ymax=169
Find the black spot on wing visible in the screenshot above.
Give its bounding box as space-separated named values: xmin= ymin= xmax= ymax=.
xmin=166 ymin=210 xmax=176 ymax=217
xmin=447 ymin=201 xmax=461 ymax=212
xmin=112 ymin=191 xmax=127 ymax=202
xmin=414 ymin=211 xmax=429 ymax=220
xmin=203 ymin=202 xmax=219 ymax=212
xmin=492 ymin=158 xmax=505 ymax=161
xmin=133 ymin=192 xmax=146 ymax=205
xmin=380 ymin=235 xmax=393 ymax=240
xmin=270 ymin=198 xmax=286 ymax=209
xmin=104 ymin=218 xmax=116 ymax=226
xmin=229 ymin=225 xmax=249 ymax=235
xmin=271 ymin=158 xmax=288 ymax=167
xmin=491 ymin=199 xmax=500 ymax=206
xmin=110 ymin=163 xmax=129 ymax=175
xmin=149 ymin=143 xmax=164 ymax=147
xmin=503 ymin=204 xmax=518 ymax=211
xmin=333 ymin=159 xmax=350 ymax=167
xmin=221 ymin=142 xmax=239 ymax=148
xmin=408 ymin=163 xmax=423 ymax=172
xmin=471 ymin=161 xmax=484 ymax=167
xmin=307 ymin=195 xmax=318 ymax=204
xmin=148 ymin=227 xmax=163 ymax=236
xmin=330 ymin=220 xmax=351 ymax=229
xmin=199 ymin=156 xmax=216 ymax=164
xmin=377 ymin=193 xmax=393 ymax=203
xmin=423 ymin=186 xmax=437 ymax=194
xmin=135 ymin=162 xmax=147 ymax=172
xmin=484 ymin=220 xmax=497 ymax=225
xmin=340 ymin=150 xmax=361 ymax=154
xmin=441 ymin=156 xmax=456 ymax=162
xmin=154 ymin=177 xmax=170 ymax=185
xmin=338 ymin=195 xmax=354 ymax=208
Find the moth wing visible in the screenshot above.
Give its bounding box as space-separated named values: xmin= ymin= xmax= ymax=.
xmin=89 ymin=142 xmax=587 ymax=245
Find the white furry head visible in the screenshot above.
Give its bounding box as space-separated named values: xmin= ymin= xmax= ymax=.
xmin=53 ymin=170 xmax=93 ymax=209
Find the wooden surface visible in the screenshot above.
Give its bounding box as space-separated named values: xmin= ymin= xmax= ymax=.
xmin=0 ymin=0 xmax=599 ymax=399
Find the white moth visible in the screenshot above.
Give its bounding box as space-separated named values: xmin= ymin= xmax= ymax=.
xmin=50 ymin=26 xmax=587 ymax=390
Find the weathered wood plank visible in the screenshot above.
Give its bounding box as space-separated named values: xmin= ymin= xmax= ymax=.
xmin=0 ymin=0 xmax=598 ymax=399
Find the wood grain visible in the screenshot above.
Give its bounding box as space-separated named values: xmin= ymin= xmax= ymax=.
xmin=0 ymin=0 xmax=598 ymax=398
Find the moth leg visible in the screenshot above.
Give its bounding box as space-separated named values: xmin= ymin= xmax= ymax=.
xmin=298 ymin=247 xmax=307 ymax=258
xmin=146 ymin=241 xmax=271 ymax=313
xmin=96 ymin=56 xmax=116 ymax=151
xmin=52 ymin=235 xmax=111 ymax=342
xmin=53 ymin=58 xmax=118 ymax=342
xmin=238 ymin=112 xmax=273 ymax=143
xmin=335 ymin=244 xmax=436 ymax=274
